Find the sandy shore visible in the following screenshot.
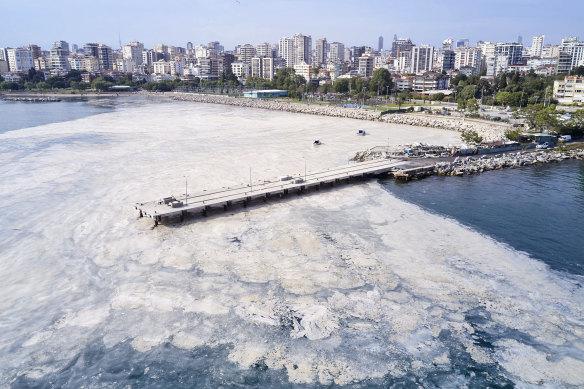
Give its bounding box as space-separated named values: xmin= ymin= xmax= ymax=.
xmin=167 ymin=92 xmax=510 ymax=142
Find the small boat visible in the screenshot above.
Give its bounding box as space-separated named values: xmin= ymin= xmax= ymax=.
xmin=313 ymin=140 xmax=322 ymax=146
xmin=357 ymin=129 xmax=366 ymax=136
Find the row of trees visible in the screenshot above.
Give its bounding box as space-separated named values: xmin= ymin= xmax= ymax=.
xmin=451 ymin=70 xmax=561 ymax=108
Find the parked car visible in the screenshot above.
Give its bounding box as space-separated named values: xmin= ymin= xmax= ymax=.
xmin=559 ymin=135 xmax=572 ymax=142
xmin=536 ymin=142 xmax=550 ymax=149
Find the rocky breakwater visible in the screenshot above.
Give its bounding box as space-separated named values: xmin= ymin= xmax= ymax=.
xmin=380 ymin=114 xmax=506 ymax=142
xmin=434 ymin=150 xmax=584 ymax=176
xmin=169 ymin=92 xmax=506 ymax=141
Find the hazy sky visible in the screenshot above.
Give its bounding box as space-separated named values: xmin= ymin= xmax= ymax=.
xmin=1 ymin=0 xmax=582 ymax=50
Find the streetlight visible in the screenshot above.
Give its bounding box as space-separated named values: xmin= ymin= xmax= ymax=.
xmin=184 ymin=175 xmax=188 ymax=205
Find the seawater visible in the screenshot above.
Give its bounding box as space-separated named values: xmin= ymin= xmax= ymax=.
xmin=381 ymin=161 xmax=584 ymax=275
xmin=1 ymin=98 xmax=583 ymax=388
xmin=0 ymin=98 xmax=117 ymax=134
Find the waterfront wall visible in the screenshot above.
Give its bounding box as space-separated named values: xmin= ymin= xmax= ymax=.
xmin=169 ymin=92 xmax=508 ymax=142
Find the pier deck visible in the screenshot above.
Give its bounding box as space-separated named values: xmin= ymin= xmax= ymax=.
xmin=135 ymin=159 xmax=408 ymax=224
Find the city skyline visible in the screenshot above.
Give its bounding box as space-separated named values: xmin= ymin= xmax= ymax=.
xmin=1 ymin=0 xmax=582 ymax=50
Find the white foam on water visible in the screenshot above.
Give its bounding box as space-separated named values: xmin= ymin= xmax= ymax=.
xmin=0 ymin=100 xmax=582 ymax=386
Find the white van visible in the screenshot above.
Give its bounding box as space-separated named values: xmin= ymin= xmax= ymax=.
xmin=559 ymin=135 xmax=572 ymax=142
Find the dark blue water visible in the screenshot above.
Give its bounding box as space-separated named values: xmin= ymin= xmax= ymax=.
xmin=381 ymin=160 xmax=584 ymax=275
xmin=0 ymin=98 xmax=117 ymax=134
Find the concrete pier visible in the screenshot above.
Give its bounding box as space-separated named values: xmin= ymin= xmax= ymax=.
xmin=135 ymin=159 xmax=406 ymax=225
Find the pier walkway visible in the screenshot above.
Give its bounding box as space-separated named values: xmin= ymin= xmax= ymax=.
xmin=135 ymin=159 xmax=408 ymax=225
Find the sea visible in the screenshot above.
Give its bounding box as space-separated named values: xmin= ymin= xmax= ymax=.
xmin=0 ymin=96 xmax=582 ymax=388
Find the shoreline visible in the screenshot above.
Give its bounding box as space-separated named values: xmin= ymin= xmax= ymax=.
xmin=167 ymin=92 xmax=510 ymax=142
xmin=354 ymin=147 xmax=584 ymax=179
xmin=0 ymin=91 xmax=130 ymax=98
xmin=2 ymin=90 xmax=510 ymax=142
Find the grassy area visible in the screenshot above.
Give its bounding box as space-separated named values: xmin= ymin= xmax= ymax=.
xmin=560 ymin=142 xmax=584 ymax=151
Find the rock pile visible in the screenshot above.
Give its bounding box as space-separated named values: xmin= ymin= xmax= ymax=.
xmin=169 ymin=92 xmax=507 ymax=142
xmin=434 ymin=150 xmax=584 ymax=176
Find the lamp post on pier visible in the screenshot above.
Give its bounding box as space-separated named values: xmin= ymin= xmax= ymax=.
xmin=184 ymin=175 xmax=188 ymax=205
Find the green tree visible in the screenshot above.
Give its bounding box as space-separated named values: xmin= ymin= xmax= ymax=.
xmin=369 ymin=68 xmax=393 ymax=95
xmin=534 ymin=106 xmax=560 ymax=132
xmin=319 ymin=83 xmax=333 ymax=94
xmin=0 ymin=74 xmax=3 ymax=82
xmin=0 ymin=81 xmax=21 ymax=90
xmin=494 ymin=91 xmax=513 ymax=106
xmin=460 ymin=130 xmax=483 ymax=144
xmin=522 ymin=103 xmax=544 ymax=128
xmin=350 ymin=77 xmax=368 ymax=95
xmin=451 ymin=73 xmax=468 ymax=87
xmin=397 ymin=90 xmax=411 ymax=109
xmin=431 ymin=92 xmax=445 ymax=101
xmin=570 ymin=66 xmax=584 ymax=76
xmin=70 ymin=81 xmax=89 ymax=90
xmin=459 ymin=85 xmax=478 ymax=100
xmin=92 ymin=77 xmax=114 ymax=91
xmin=333 ymin=78 xmax=349 ymax=93
xmin=504 ymin=129 xmax=522 ymax=141
xmin=559 ymin=109 xmax=584 ymax=137
xmin=467 ymin=98 xmax=479 ymax=112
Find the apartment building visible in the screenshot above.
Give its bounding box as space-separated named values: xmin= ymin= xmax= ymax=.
xmin=6 ymin=48 xmax=34 ymax=72
xmin=553 ymin=76 xmax=584 ymax=104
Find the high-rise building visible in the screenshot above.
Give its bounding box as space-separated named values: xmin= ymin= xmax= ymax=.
xmin=378 ymin=36 xmax=384 ymax=51
xmin=251 ymin=56 xmax=274 ymax=80
xmin=50 ymin=41 xmax=70 ymax=73
xmin=256 ymin=42 xmax=273 ymax=58
xmin=358 ymin=55 xmax=374 ymax=77
xmin=123 ymin=41 xmax=144 ymax=65
xmin=455 ymin=47 xmax=482 ymax=73
xmin=278 ymin=37 xmax=294 ymax=67
xmin=391 ymin=38 xmax=414 ymax=58
xmin=219 ymin=52 xmax=235 ymax=75
xmin=560 ymin=37 xmax=584 ymax=71
xmin=531 ymin=35 xmax=545 ymax=57
xmin=292 ymin=33 xmax=312 ymax=66
xmin=85 ymin=43 xmax=113 ymax=70
xmin=456 ymin=39 xmax=469 ymax=48
xmin=278 ymin=33 xmax=312 ymax=67
xmin=315 ymin=38 xmax=327 ymax=66
xmin=441 ymin=50 xmax=455 ymax=71
xmin=6 ymin=48 xmax=34 ymax=72
xmin=208 ymin=41 xmax=224 ymax=53
xmin=495 ymin=42 xmax=523 ymax=65
xmin=97 ymin=44 xmax=114 ymax=70
xmin=24 ymin=45 xmax=41 ymax=60
xmin=410 ymin=45 xmax=434 ymax=73
xmin=237 ymin=44 xmax=256 ymax=65
xmin=442 ymin=38 xmax=453 ymax=51
xmin=329 ymin=42 xmax=345 ymax=63
xmin=351 ymin=46 xmax=366 ymax=69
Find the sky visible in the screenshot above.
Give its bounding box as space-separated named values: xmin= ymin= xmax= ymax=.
xmin=1 ymin=0 xmax=583 ymax=51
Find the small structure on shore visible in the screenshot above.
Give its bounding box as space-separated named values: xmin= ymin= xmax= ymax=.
xmin=243 ymin=89 xmax=288 ymax=98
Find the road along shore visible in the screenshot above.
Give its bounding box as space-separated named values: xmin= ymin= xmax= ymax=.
xmin=168 ymin=92 xmax=509 ymax=142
